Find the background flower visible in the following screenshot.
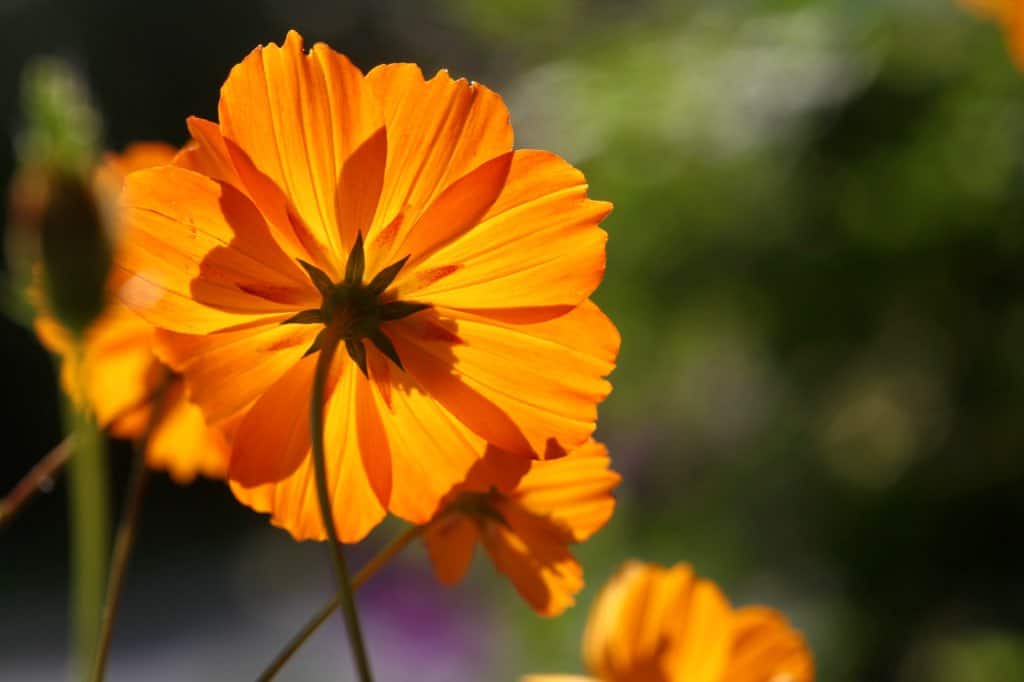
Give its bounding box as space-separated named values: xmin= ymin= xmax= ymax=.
xmin=31 ymin=143 xmax=229 ymax=484
xmin=425 ymin=439 xmax=620 ymax=616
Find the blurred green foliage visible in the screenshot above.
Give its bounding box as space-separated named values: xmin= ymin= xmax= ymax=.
xmin=450 ymin=1 xmax=1024 ymax=680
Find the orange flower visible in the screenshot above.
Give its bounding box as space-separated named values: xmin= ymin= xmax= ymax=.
xmin=116 ymin=31 xmax=618 ymax=542
xmin=424 ymin=439 xmax=619 ymax=616
xmin=962 ymin=0 xmax=1024 ymax=69
xmin=33 ymin=143 xmax=230 ymax=484
xmin=525 ymin=561 xmax=814 ymax=682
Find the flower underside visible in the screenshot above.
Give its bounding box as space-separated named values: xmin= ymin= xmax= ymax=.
xmin=447 ymin=488 xmax=509 ymax=528
xmin=283 ymin=232 xmax=428 ymax=376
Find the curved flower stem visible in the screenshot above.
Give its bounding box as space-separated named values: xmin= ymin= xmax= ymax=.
xmin=257 ymin=524 xmax=426 ymax=682
xmin=311 ymin=329 xmax=374 ymax=682
xmin=0 ymin=435 xmax=74 ymax=528
xmin=91 ymin=378 xmax=170 ymax=682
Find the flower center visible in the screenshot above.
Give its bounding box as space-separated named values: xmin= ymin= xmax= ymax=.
xmin=284 ymin=232 xmax=428 ymax=376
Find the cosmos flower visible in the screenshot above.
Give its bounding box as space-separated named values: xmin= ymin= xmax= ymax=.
xmin=525 ymin=561 xmax=813 ymax=682
xmin=33 ymin=143 xmax=230 ymax=484
xmin=424 ymin=439 xmax=619 ymax=616
xmin=961 ymin=0 xmax=1024 ymax=69
xmin=117 ymin=31 xmax=618 ymax=542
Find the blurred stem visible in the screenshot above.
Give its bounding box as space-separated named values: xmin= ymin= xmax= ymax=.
xmin=256 ymin=523 xmax=426 ymax=681
xmin=311 ymin=329 xmax=374 ymax=682
xmin=65 ymin=348 xmax=110 ymax=678
xmin=91 ymin=378 xmax=170 ymax=682
xmin=0 ymin=435 xmax=74 ymax=528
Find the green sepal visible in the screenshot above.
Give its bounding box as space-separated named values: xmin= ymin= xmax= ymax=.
xmin=303 ymin=328 xmax=326 ymax=357
xmin=379 ymin=300 xmax=430 ymax=321
xmin=297 ymin=259 xmax=333 ymax=296
xmin=345 ymin=232 xmax=365 ymax=285
xmin=281 ymin=308 xmax=323 ymax=325
xmin=345 ymin=338 xmax=368 ymax=377
xmin=368 ymin=329 xmax=403 ymax=371
xmin=366 ymin=255 xmax=410 ymax=296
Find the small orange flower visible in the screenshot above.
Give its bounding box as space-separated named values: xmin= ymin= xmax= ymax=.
xmin=526 ymin=561 xmax=814 ymax=682
xmin=116 ymin=31 xmax=618 ymax=542
xmin=961 ymin=0 xmax=1024 ymax=69
xmin=33 ymin=143 xmax=230 ymax=484
xmin=424 ymin=439 xmax=619 ymax=616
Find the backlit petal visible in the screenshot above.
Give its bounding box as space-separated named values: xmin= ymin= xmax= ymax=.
xmin=395 ymin=150 xmax=609 ymax=311
xmin=35 ymin=302 xmax=158 ymax=429
xmin=392 ymin=301 xmax=618 ymax=458
xmin=155 ymin=319 xmax=315 ymax=423
xmin=229 ymin=354 xmax=315 ymax=486
xmin=173 ymin=117 xmax=244 ymax=188
xmin=514 ymin=440 xmax=619 ymax=542
xmin=483 ymin=501 xmax=583 ymax=617
xmin=116 ymin=166 xmax=318 ymax=333
xmin=424 ymin=514 xmax=480 ymax=585
xmin=114 ymin=380 xmax=230 ymax=484
xmin=363 ymin=63 xmax=513 ymax=272
xmin=365 ymin=348 xmax=487 ymax=524
xmin=218 ymin=30 xmax=383 ymax=272
xmin=724 ymin=607 xmax=815 ymax=682
xmin=582 ymin=562 xmax=732 ymax=682
xmin=230 ymin=353 xmax=388 ymax=542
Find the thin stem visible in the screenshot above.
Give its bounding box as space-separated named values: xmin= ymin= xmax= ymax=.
xmin=91 ymin=379 xmax=170 ymax=682
xmin=0 ymin=435 xmax=74 ymax=528
xmin=256 ymin=524 xmax=426 ymax=682
xmin=311 ymin=329 xmax=373 ymax=682
xmin=66 ymin=390 xmax=110 ymax=678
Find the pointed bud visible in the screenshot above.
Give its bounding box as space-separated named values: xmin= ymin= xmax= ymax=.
xmin=39 ymin=170 xmax=111 ymax=336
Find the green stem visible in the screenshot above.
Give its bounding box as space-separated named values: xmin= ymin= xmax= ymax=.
xmin=66 ymin=387 xmax=110 ymax=679
xmin=311 ymin=329 xmax=374 ymax=682
xmin=257 ymin=524 xmax=426 ymax=681
xmin=90 ymin=379 xmax=170 ymax=682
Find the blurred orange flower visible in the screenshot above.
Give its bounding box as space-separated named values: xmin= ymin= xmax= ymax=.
xmin=424 ymin=439 xmax=619 ymax=616
xmin=33 ymin=143 xmax=230 ymax=484
xmin=525 ymin=561 xmax=814 ymax=682
xmin=116 ymin=31 xmax=618 ymax=542
xmin=961 ymin=0 xmax=1024 ymax=69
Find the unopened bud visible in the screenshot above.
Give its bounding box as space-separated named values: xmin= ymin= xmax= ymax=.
xmin=39 ymin=170 xmax=111 ymax=336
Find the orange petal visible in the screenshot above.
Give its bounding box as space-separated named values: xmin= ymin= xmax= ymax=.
xmin=173 ymin=117 xmax=244 ymax=188
xmin=218 ymin=30 xmax=384 ymax=272
xmin=724 ymin=607 xmax=815 ymax=682
xmin=423 ymin=514 xmax=480 ymax=585
xmin=364 ymin=347 xmax=488 ymax=525
xmin=521 ymin=677 xmax=600 ymax=682
xmin=514 ymin=440 xmax=620 ymax=543
xmin=154 ymin=320 xmax=315 ymax=423
xmin=482 ymin=500 xmax=583 ymax=617
xmin=230 ymin=352 xmax=388 ymax=542
xmin=395 ymin=151 xmax=513 ymax=266
xmin=128 ymin=380 xmax=231 ymax=484
xmin=582 ymin=562 xmax=732 ymax=682
xmin=363 ymin=63 xmax=513 ymax=272
xmin=395 ymin=150 xmax=609 ymax=311
xmin=392 ymin=301 xmax=618 ymax=458
xmin=115 ymin=165 xmax=318 ymax=333
xmin=229 ymin=354 xmax=315 ymax=486
xmin=35 ymin=302 xmax=160 ymax=430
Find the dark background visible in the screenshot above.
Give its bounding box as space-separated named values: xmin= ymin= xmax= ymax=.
xmin=3 ymin=0 xmax=1024 ymax=679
